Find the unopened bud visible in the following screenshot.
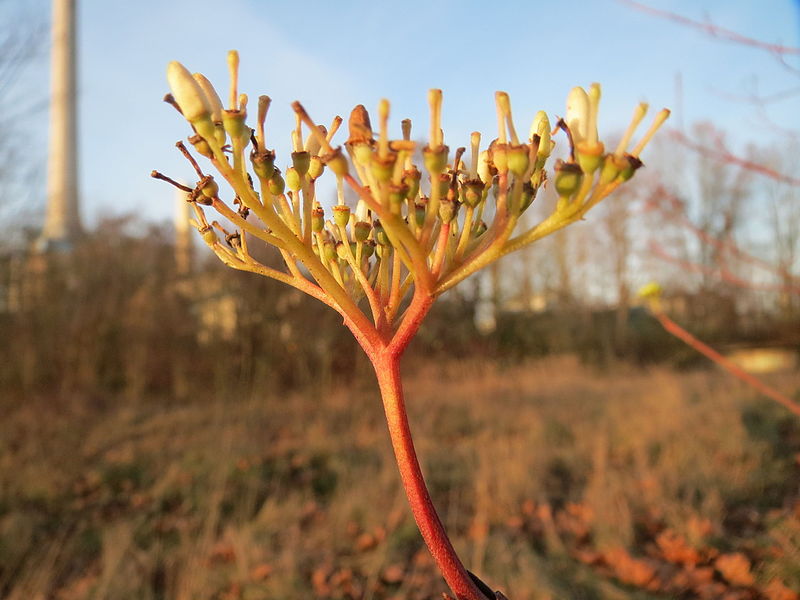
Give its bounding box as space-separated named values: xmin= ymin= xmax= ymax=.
xmin=308 ymin=156 xmax=325 ymax=180
xmin=285 ymin=167 xmax=302 ymax=192
xmin=371 ymin=153 xmax=396 ymax=182
xmin=423 ymin=145 xmax=449 ymax=174
xmin=222 ymin=109 xmax=248 ymax=144
xmin=189 ymin=134 xmax=213 ymax=159
xmin=167 ymin=61 xmax=212 ymax=123
xmin=347 ymin=104 xmax=374 ymax=144
xmin=519 ymin=182 xmax=536 ymax=213
xmin=252 ymin=151 xmax=276 ymax=180
xmin=354 ymin=221 xmax=371 ymax=242
xmin=198 ymin=175 xmax=219 ymax=198
xmin=462 ymin=179 xmax=484 ymax=208
xmin=192 ymin=73 xmax=224 ymax=123
xmin=438 ymin=197 xmax=458 ymax=223
xmin=322 ymin=240 xmax=336 ymax=262
xmin=362 ymin=240 xmax=376 ymax=258
xmin=492 ymin=143 xmax=509 ymax=174
xmin=311 ymin=207 xmax=325 ymax=232
xmin=402 ymin=167 xmax=421 ymax=199
xmin=554 ymin=160 xmax=584 ymax=198
xmin=332 ymin=205 xmax=351 ymax=227
xmin=373 ymin=220 xmax=390 ymax=246
xmin=507 ymin=144 xmax=529 ymax=177
xmin=414 ymin=201 xmax=427 ymax=228
xmin=268 ymin=170 xmax=285 ymax=195
xmin=619 ymin=155 xmax=643 ymax=181
xmin=292 ymin=151 xmax=311 ymax=176
xmin=322 ymin=147 xmax=349 ymax=177
xmin=201 ymin=227 xmax=217 ymax=246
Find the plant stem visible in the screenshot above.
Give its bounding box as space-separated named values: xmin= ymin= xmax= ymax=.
xmin=372 ymin=351 xmax=486 ymax=600
xmin=652 ymin=308 xmax=800 ymax=418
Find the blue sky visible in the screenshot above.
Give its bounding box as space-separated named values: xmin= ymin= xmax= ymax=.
xmin=5 ymin=0 xmax=800 ymax=228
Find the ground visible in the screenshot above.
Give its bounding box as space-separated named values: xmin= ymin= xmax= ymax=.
xmin=1 ymin=356 xmax=799 ymax=599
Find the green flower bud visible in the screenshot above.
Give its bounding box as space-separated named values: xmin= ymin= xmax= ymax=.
xmin=214 ymin=123 xmax=227 ymax=148
xmin=198 ymin=175 xmax=219 ymax=198
xmin=619 ymin=155 xmax=643 ymax=181
xmin=423 ymin=145 xmax=449 ymax=174
xmin=292 ymin=151 xmax=311 ymax=176
xmin=438 ymin=197 xmax=458 ymax=223
xmin=414 ymin=200 xmax=427 ymax=228
xmin=388 ymin=184 xmax=408 ymax=209
xmin=285 ymin=167 xmax=302 ymax=192
xmin=599 ymin=154 xmax=623 ymax=185
xmin=311 ymin=207 xmax=325 ymax=233
xmin=252 ymin=150 xmax=276 ymax=180
xmin=268 ymin=170 xmax=285 ymax=195
xmin=201 ymin=227 xmax=218 ymax=246
xmin=371 ymin=153 xmax=396 ymax=182
xmin=402 ymin=167 xmax=421 ymax=200
xmin=519 ymin=182 xmax=536 ymax=213
xmin=332 ymin=205 xmax=351 ymax=228
xmin=462 ymin=178 xmax=485 ymax=208
xmin=507 ymin=144 xmax=529 ymax=177
xmin=353 ymin=221 xmax=371 ymax=242
xmin=308 ymin=156 xmax=325 ymax=180
xmin=373 ymin=220 xmax=390 ymax=246
xmin=188 ymin=134 xmax=213 ymax=159
xmin=436 ymin=173 xmax=450 ymax=198
xmin=554 ymin=160 xmax=584 ymax=198
xmin=322 ymin=240 xmax=337 ymax=262
xmin=322 ymin=147 xmax=350 ymax=177
xmin=222 ymin=109 xmax=248 ymax=144
xmin=351 ymin=142 xmax=373 ymax=166
xmin=530 ymin=111 xmax=552 ymax=159
xmin=362 ymin=240 xmax=376 ymax=258
xmin=492 ymin=143 xmax=508 ymax=173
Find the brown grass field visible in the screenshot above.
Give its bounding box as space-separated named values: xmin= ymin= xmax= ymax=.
xmin=1 ymin=355 xmax=799 ymax=600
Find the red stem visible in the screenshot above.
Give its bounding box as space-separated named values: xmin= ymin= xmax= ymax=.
xmin=653 ymin=309 xmax=800 ymax=418
xmin=363 ymin=292 xmax=487 ymax=600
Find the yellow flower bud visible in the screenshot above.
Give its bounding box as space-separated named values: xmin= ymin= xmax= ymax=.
xmin=167 ymin=61 xmax=212 ymax=123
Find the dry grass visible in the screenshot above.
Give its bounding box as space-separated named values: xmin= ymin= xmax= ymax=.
xmin=1 ymin=355 xmax=798 ymax=599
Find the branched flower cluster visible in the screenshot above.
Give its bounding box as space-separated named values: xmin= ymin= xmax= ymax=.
xmin=153 ymin=50 xmax=669 ymax=600
xmin=154 ymin=51 xmax=668 ymax=352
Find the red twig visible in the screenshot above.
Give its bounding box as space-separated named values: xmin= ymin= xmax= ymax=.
xmin=620 ymin=0 xmax=800 ymax=56
xmin=646 ymin=188 xmax=800 ymax=290
xmin=651 ymin=308 xmax=800 ymax=418
xmin=649 ymin=241 xmax=800 ymax=295
xmin=672 ymin=130 xmax=800 ymax=187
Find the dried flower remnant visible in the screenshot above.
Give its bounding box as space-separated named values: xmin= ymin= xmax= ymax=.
xmin=153 ymin=50 xmax=668 ymax=600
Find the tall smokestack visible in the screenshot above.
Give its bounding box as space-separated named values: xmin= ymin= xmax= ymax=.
xmin=40 ymin=0 xmax=80 ymax=249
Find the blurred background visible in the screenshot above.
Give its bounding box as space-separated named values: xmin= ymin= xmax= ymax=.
xmin=1 ymin=1 xmax=799 ymax=599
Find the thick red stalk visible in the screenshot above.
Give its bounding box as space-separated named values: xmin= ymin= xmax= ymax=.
xmin=362 ymin=292 xmax=488 ymax=600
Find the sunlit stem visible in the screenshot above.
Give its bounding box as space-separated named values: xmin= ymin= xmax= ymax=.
xmin=428 ymin=89 xmax=443 ymax=148
xmin=497 ymin=92 xmax=518 ymax=145
xmin=469 ymin=132 xmax=480 ymax=179
xmin=256 ymin=95 xmax=271 ymax=149
xmin=615 ymin=102 xmax=648 ymax=157
xmin=587 ymin=83 xmax=601 ymax=146
xmin=631 ymin=109 xmax=671 ymax=157
xmin=226 ymin=50 xmax=239 ymax=110
xmin=378 ymin=98 xmax=390 ymax=158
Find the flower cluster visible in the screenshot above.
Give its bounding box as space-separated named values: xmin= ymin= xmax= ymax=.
xmin=155 ymin=50 xmax=668 ymax=350
xmin=153 ymin=50 xmax=669 ymax=600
